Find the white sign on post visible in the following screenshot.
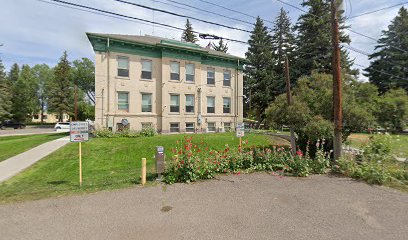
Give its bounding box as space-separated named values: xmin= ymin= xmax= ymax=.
xmin=70 ymin=122 xmax=89 ymax=142
xmin=236 ymin=122 xmax=245 ymax=138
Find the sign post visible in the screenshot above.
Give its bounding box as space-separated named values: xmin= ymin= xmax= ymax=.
xmin=70 ymin=121 xmax=89 ymax=187
xmin=236 ymin=123 xmax=245 ymax=149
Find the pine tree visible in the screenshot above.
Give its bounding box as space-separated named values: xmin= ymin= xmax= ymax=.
xmin=295 ymin=0 xmax=353 ymax=77
xmin=47 ymin=51 xmax=74 ymax=121
xmin=244 ymin=17 xmax=274 ymax=124
xmin=8 ymin=63 xmax=20 ymax=84
xmin=0 ymin=59 xmax=12 ymax=122
xmin=11 ymin=65 xmax=35 ymax=122
xmin=182 ymin=19 xmax=198 ymax=43
xmin=271 ymin=8 xmax=296 ymax=95
xmin=365 ymin=7 xmax=408 ymax=93
xmin=211 ymin=39 xmax=228 ymax=53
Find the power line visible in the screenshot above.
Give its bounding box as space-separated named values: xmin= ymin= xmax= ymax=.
xmin=354 ymin=63 xmax=408 ymax=82
xmin=275 ymin=0 xmax=408 ymax=54
xmin=40 ymin=0 xmax=247 ymax=44
xmin=196 ymin=0 xmax=274 ymax=24
xmin=157 ymin=0 xmax=254 ymax=26
xmin=348 ymin=1 xmax=408 ymax=19
xmin=113 ymin=0 xmax=252 ymax=33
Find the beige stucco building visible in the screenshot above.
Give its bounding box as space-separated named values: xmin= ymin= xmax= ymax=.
xmin=87 ymin=33 xmax=244 ymax=133
xmin=32 ymin=111 xmax=69 ymax=124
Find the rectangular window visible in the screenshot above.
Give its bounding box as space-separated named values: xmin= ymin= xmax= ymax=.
xmin=141 ymin=93 xmax=152 ymax=112
xmin=207 ymin=67 xmax=215 ymax=85
xmin=170 ymin=61 xmax=180 ymax=81
xmin=223 ymin=70 xmax=231 ymax=86
xmin=185 ymin=94 xmax=195 ymax=113
xmin=224 ymin=122 xmax=231 ymax=131
xmin=223 ymin=97 xmax=231 ymax=113
xmin=207 ymin=122 xmax=216 ymax=132
xmin=170 ymin=123 xmax=180 ymax=133
xmin=33 ymin=114 xmax=39 ymax=119
xmin=43 ymin=115 xmax=48 ymax=120
xmin=186 ymin=123 xmax=195 ymax=133
xmin=118 ymin=92 xmax=129 ymax=111
xmin=170 ymin=94 xmax=180 ymax=113
xmin=117 ymin=57 xmax=129 ymax=77
xmin=141 ymin=59 xmax=152 ymax=79
xmin=207 ymin=96 xmax=215 ymax=113
xmin=186 ymin=63 xmax=195 ymax=82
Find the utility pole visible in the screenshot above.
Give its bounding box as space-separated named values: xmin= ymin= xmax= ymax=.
xmin=284 ymin=55 xmax=296 ymax=155
xmin=331 ymin=0 xmax=343 ymax=160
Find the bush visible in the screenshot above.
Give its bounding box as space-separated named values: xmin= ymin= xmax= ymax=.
xmin=94 ymin=128 xmax=140 ymax=138
xmin=363 ymin=134 xmax=392 ymax=156
xmin=140 ymin=125 xmax=157 ymax=137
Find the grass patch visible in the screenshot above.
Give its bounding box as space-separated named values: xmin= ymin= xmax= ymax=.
xmin=0 ymin=133 xmax=286 ymax=204
xmin=347 ymin=133 xmax=408 ymax=158
xmin=0 ymin=133 xmax=68 ymax=162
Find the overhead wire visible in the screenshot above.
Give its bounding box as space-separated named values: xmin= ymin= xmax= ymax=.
xmin=195 ymin=0 xmax=274 ymax=24
xmin=113 ymin=0 xmax=252 ymax=33
xmin=156 ymin=0 xmax=254 ymax=27
xmin=274 ymin=0 xmax=408 ymax=54
xmin=348 ymin=1 xmax=408 ymax=19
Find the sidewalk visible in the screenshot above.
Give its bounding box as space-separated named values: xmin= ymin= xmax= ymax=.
xmin=0 ymin=136 xmax=70 ymax=183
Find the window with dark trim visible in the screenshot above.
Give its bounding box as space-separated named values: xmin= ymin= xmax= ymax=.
xmin=207 ymin=96 xmax=215 ymax=113
xmin=170 ymin=94 xmax=180 ymax=113
xmin=186 ymin=123 xmax=195 ymax=133
xmin=223 ymin=97 xmax=231 ymax=113
xmin=170 ymin=61 xmax=180 ymax=81
xmin=141 ymin=59 xmax=152 ymax=79
xmin=223 ymin=70 xmax=231 ymax=86
xmin=207 ymin=67 xmax=215 ymax=85
xmin=141 ymin=93 xmax=152 ymax=112
xmin=117 ymin=57 xmax=129 ymax=77
xmin=185 ymin=94 xmax=195 ymax=113
xmin=170 ymin=123 xmax=180 ymax=133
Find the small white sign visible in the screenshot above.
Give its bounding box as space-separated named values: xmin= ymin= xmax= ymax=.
xmin=70 ymin=122 xmax=89 ymax=142
xmin=236 ymin=122 xmax=245 ymax=138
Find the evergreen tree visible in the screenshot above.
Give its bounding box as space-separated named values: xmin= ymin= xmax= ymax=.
xmin=211 ymin=39 xmax=228 ymax=53
xmin=47 ymin=51 xmax=74 ymax=121
xmin=32 ymin=64 xmax=53 ymax=123
xmin=0 ymin=59 xmax=12 ymax=121
xmin=8 ymin=63 xmax=20 ymax=84
xmin=295 ymin=0 xmax=354 ymax=77
xmin=365 ymin=7 xmax=408 ymax=93
xmin=11 ymin=65 xmax=35 ymax=122
xmin=182 ymin=19 xmax=198 ymax=43
xmin=244 ymin=17 xmax=274 ymax=124
xmin=271 ymin=8 xmax=296 ymax=95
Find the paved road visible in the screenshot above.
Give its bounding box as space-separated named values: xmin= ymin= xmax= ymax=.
xmin=0 ymin=136 xmax=70 ymax=182
xmin=0 ymin=127 xmax=57 ymax=137
xmin=0 ymin=174 xmax=407 ymax=240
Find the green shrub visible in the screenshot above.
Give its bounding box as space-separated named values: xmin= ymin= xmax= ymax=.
xmin=94 ymin=128 xmax=140 ymax=138
xmin=363 ymin=134 xmax=392 ymax=156
xmin=140 ymin=125 xmax=157 ymax=137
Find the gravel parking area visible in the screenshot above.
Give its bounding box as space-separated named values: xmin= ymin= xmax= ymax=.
xmin=0 ymin=173 xmax=407 ymax=240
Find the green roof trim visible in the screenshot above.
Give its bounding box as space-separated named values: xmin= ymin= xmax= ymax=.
xmin=86 ymin=33 xmax=246 ymax=70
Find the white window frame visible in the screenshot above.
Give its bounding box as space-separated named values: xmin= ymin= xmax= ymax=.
xmin=170 ymin=61 xmax=180 ymax=81
xmin=185 ymin=63 xmax=195 ymax=82
xmin=117 ymin=56 xmax=129 ymax=77
xmin=118 ymin=92 xmax=129 ymax=111
xmin=170 ymin=123 xmax=180 ymax=133
xmin=223 ymin=97 xmax=231 ymax=114
xmin=170 ymin=94 xmax=180 ymax=113
xmin=141 ymin=93 xmax=152 ymax=112
xmin=207 ymin=96 xmax=215 ymax=114
xmin=141 ymin=59 xmax=152 ymax=80
xmin=207 ymin=67 xmax=215 ymax=85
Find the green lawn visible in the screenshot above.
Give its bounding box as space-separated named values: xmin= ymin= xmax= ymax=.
xmin=0 ymin=133 xmax=68 ymax=162
xmin=0 ymin=133 xmax=286 ymax=203
xmin=347 ymin=133 xmax=408 ymax=158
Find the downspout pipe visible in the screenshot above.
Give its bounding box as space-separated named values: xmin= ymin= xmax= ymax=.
xmin=106 ymin=37 xmax=110 ymax=128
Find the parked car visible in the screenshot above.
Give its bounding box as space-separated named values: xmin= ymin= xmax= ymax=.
xmin=54 ymin=122 xmax=70 ymax=131
xmin=0 ymin=120 xmax=26 ymax=129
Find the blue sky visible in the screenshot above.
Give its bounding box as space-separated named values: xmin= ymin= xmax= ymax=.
xmin=0 ymin=0 xmax=407 ymax=81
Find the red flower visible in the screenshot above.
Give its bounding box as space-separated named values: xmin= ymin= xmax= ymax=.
xmin=197 ymin=149 xmax=201 ymax=153
xmin=236 ymin=171 xmax=241 ymax=175
xmin=296 ymin=150 xmax=303 ymax=156
xmin=205 ymin=147 xmax=209 ymax=151
xmin=210 ymin=151 xmax=213 ymax=155
xmin=180 ymin=160 xmax=184 ymax=164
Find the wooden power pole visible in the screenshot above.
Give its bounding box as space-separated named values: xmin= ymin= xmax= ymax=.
xmin=284 ymin=55 xmax=296 ymax=155
xmin=331 ymin=0 xmax=343 ymax=160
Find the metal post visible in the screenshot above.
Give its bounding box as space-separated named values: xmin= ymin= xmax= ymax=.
xmin=79 ymin=142 xmax=82 ymax=187
xmin=331 ymin=0 xmax=343 ymax=160
xmin=284 ymin=55 xmax=296 ymax=155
